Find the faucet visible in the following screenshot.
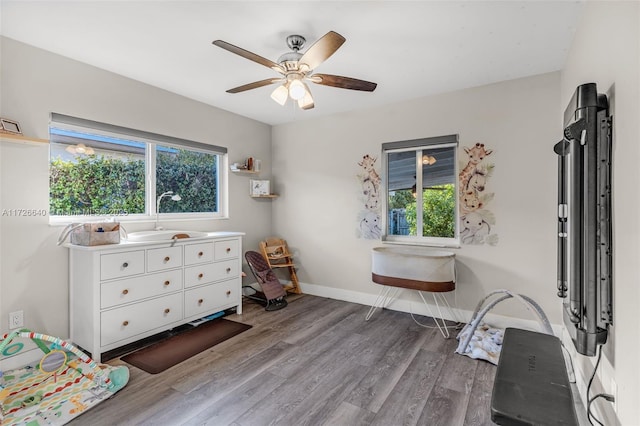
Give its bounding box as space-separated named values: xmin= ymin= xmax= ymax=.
xmin=155 ymin=191 xmax=181 ymax=230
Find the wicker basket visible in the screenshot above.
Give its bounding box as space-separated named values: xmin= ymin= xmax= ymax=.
xmin=70 ymin=222 xmax=121 ymax=246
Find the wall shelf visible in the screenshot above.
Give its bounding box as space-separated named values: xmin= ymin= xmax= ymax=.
xmin=0 ymin=133 xmax=48 ymax=145
xmin=231 ymin=157 xmax=260 ymax=174
xmin=250 ymin=194 xmax=278 ymax=199
xmin=230 ymin=168 xmax=259 ymax=174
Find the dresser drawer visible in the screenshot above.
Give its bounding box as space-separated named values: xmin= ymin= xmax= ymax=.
xmin=101 ymin=293 xmax=183 ymax=346
xmin=70 ymin=233 xmax=243 ymax=363
xmin=184 ymin=259 xmax=239 ymax=288
xmin=147 ymin=246 xmax=183 ymax=272
xmin=184 ymin=242 xmax=214 ymax=265
xmin=184 ymin=278 xmax=240 ymax=318
xmin=100 ymin=269 xmax=183 ymax=309
xmin=214 ymin=239 xmax=239 ymax=260
xmin=101 ymin=250 xmax=145 ymax=281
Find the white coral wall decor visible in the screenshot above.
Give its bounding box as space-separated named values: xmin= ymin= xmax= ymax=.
xmin=459 ymin=143 xmax=498 ymax=245
xmin=356 ymin=154 xmax=382 ymax=239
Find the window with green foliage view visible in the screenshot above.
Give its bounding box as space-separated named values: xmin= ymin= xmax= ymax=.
xmin=383 ymin=136 xmax=458 ymax=244
xmin=49 ymin=122 xmax=223 ymax=219
xmin=156 ymin=145 xmax=218 ymax=213
xmin=389 ymin=184 xmax=456 ymax=237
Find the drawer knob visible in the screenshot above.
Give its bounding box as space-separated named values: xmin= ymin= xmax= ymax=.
xmin=164 ymin=280 xmax=170 ymax=286
xmin=198 ymin=298 xmax=204 ymax=304
xmin=198 ymin=273 xmax=204 ymax=279
xmin=122 ymin=320 xmax=129 ymax=326
xmin=164 ymin=308 xmax=171 ymax=314
xmin=122 ymin=289 xmax=129 ymax=295
xmin=226 ymin=247 xmax=231 ymax=253
xmin=122 ymin=262 xmax=129 ymax=268
xmin=198 ymin=251 xmax=204 ymax=257
xmin=226 ymin=290 xmax=231 ymax=296
xmin=164 ymin=256 xmax=171 ymax=263
xmin=226 ymin=267 xmax=231 ymax=273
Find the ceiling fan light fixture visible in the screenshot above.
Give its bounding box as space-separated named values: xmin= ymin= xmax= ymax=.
xmin=422 ymin=155 xmax=436 ymax=165
xmin=288 ymin=78 xmax=306 ymax=100
xmin=213 ymin=31 xmax=377 ymax=111
xmin=65 ymin=143 xmax=94 ymax=155
xmin=270 ymin=84 xmax=289 ymax=106
xmin=298 ymin=96 xmax=313 ymax=110
xmin=298 ymin=83 xmax=314 ymax=110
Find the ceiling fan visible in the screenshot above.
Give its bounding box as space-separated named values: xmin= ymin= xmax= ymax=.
xmin=212 ymin=31 xmax=377 ymax=110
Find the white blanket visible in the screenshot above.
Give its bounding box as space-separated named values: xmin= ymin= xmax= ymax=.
xmin=455 ymin=322 xmax=503 ymax=365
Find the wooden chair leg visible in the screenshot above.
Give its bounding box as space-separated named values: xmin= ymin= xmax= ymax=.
xmin=288 ymin=265 xmax=301 ymax=294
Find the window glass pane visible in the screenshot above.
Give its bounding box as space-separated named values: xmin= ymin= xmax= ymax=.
xmin=49 ymin=128 xmax=146 ymax=216
xmin=387 ymin=151 xmax=416 ymax=236
xmin=49 ymin=116 xmax=227 ymax=221
xmin=156 ymin=145 xmax=219 ymax=213
xmin=420 ymin=146 xmax=456 ymax=238
xmin=383 ymin=137 xmax=458 ymax=244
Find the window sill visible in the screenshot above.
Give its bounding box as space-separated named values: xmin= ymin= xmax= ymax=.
xmin=381 ymin=237 xmax=460 ymax=249
xmin=49 ymin=213 xmax=228 ymax=227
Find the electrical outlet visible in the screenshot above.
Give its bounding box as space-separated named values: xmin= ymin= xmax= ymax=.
xmin=9 ymin=310 xmax=23 ymax=329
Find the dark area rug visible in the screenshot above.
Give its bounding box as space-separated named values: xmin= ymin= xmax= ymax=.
xmin=121 ymin=318 xmax=251 ymax=374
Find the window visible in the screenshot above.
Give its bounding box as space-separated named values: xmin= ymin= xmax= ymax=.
xmin=382 ymin=135 xmax=458 ymax=245
xmin=49 ymin=113 xmax=227 ymax=221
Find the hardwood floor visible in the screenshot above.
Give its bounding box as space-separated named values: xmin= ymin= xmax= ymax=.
xmin=69 ymin=295 xmax=497 ymax=426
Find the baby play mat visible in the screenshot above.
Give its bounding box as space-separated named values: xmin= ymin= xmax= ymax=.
xmin=0 ymin=330 xmax=129 ymax=425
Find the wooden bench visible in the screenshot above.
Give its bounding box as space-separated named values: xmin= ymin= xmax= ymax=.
xmin=491 ymin=328 xmax=578 ymax=425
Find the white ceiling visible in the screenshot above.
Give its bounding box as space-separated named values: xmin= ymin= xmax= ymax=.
xmin=1 ymin=1 xmax=584 ymax=126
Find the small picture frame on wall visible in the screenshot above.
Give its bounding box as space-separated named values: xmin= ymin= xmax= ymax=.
xmin=250 ymin=179 xmax=270 ymax=196
xmin=0 ymin=118 xmax=22 ymax=135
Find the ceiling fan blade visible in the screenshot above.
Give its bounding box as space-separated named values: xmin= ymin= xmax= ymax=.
xmin=310 ymin=74 xmax=377 ymax=92
xmin=213 ymin=40 xmax=285 ymax=74
xmin=226 ymin=78 xmax=282 ymax=94
xmin=298 ymin=31 xmax=346 ymax=71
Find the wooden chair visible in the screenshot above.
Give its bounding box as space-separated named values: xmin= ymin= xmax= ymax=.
xmin=259 ymin=237 xmax=301 ymax=294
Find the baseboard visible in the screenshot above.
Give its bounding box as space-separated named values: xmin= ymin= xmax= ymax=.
xmin=561 ymin=328 xmax=620 ymax=425
xmin=298 ymin=281 xmax=563 ymax=336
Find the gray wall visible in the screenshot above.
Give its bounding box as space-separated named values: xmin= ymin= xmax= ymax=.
xmin=560 ymin=2 xmax=640 ymax=425
xmin=0 ymin=37 xmax=273 ymax=337
xmin=272 ymin=71 xmax=562 ymax=325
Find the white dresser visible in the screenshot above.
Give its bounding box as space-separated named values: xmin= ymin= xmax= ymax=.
xmin=67 ymin=232 xmax=244 ymax=362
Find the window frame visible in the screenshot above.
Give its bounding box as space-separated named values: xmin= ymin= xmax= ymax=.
xmin=48 ymin=113 xmax=228 ymax=225
xmin=381 ymin=135 xmax=460 ymax=247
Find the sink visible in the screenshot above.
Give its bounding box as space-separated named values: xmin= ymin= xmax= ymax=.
xmin=126 ymin=230 xmax=208 ymax=242
xmin=371 ymin=246 xmax=456 ymax=289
